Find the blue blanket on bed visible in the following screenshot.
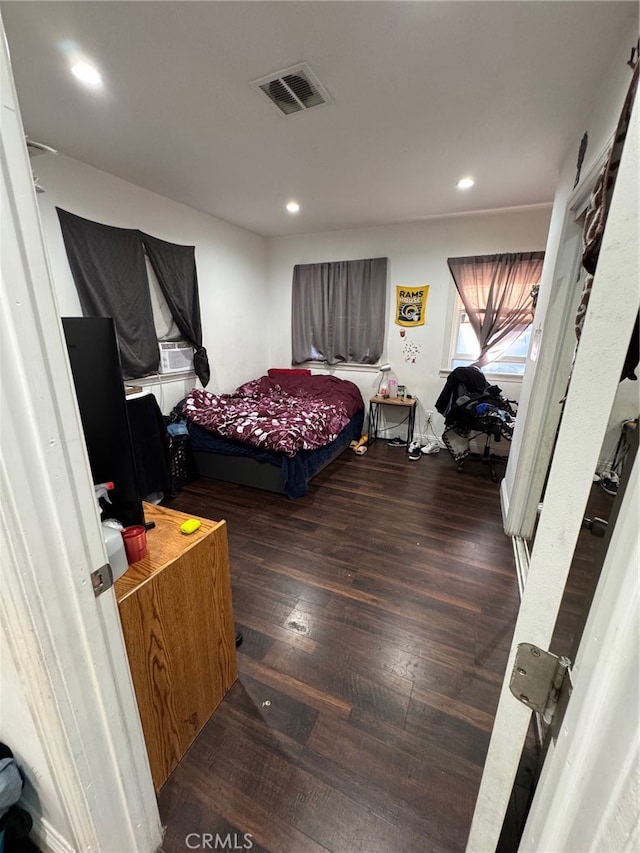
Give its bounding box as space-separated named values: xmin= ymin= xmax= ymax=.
xmin=188 ymin=410 xmax=364 ymax=498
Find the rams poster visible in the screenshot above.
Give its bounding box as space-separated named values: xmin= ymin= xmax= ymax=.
xmin=395 ymin=286 xmax=429 ymax=327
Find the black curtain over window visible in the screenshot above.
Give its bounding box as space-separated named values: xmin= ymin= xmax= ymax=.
xmin=140 ymin=233 xmax=210 ymax=386
xmin=56 ymin=209 xmax=158 ymax=378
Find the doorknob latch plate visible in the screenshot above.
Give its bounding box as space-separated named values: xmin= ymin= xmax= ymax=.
xmin=91 ymin=563 xmax=113 ymax=597
xmin=510 ymin=643 xmax=572 ymax=730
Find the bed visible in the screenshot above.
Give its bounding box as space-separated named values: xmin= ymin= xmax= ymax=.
xmin=183 ymin=371 xmax=365 ymax=498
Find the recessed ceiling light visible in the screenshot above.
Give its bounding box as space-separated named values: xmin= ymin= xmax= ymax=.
xmin=71 ymin=62 xmax=103 ymax=88
xmin=286 ymin=201 xmax=300 ymax=214
xmin=457 ymin=177 xmax=475 ymax=190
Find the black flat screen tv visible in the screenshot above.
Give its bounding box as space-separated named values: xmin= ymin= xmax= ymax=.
xmin=62 ymin=316 xmax=144 ymax=528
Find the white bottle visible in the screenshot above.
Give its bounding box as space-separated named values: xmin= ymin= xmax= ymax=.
xmin=94 ymin=483 xmax=129 ymax=581
xmin=388 ymin=378 xmax=398 ymax=398
xmin=102 ymin=521 xmax=129 ymax=580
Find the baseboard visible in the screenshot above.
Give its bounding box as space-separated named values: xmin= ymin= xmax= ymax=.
xmin=467 ymin=437 xmax=510 ymax=461
xmin=511 ymin=535 xmax=530 ymax=598
xmin=500 ymin=478 xmax=510 ymax=528
xmin=31 ymin=815 xmax=75 ymax=853
xmin=20 ymin=795 xmax=75 ymax=853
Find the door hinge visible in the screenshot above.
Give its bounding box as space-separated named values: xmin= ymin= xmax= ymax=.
xmin=91 ymin=563 xmax=113 ymax=597
xmin=510 ymin=643 xmax=572 ymax=733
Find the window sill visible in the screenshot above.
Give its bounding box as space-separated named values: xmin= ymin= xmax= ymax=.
xmin=439 ymin=367 xmax=524 ymax=383
xmin=133 ymin=370 xmax=196 ymax=385
xmin=303 ymin=362 xmax=382 ymax=374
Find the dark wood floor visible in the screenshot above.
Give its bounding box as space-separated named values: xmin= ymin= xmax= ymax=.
xmin=158 ymin=444 xmax=520 ymax=853
xmin=551 ymin=479 xmax=615 ymax=659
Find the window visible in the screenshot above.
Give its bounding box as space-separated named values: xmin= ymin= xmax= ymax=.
xmin=56 ymin=208 xmax=210 ymax=385
xmin=145 ymin=254 xmax=182 ymax=342
xmin=291 ymin=257 xmax=388 ymax=366
xmin=446 ymin=251 xmax=544 ymax=377
xmin=451 ymin=303 xmax=532 ymax=376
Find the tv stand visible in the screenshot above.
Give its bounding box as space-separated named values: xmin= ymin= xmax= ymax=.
xmin=114 ymin=502 xmax=237 ymax=790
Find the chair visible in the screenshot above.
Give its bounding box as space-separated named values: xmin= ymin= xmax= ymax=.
xmin=435 ymin=366 xmax=517 ymax=481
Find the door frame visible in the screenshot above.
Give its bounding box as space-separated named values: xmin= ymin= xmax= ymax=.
xmin=466 ymin=95 xmax=638 ymax=851
xmin=1 ymin=26 xmax=162 ymax=852
xmin=502 ymin=139 xmax=612 ymax=545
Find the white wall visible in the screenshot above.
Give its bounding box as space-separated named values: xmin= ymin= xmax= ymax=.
xmin=35 ymin=154 xmax=269 ymax=411
xmin=267 ymin=206 xmax=551 ymax=441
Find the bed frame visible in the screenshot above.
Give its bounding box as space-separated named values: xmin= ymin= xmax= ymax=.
xmin=193 ymin=450 xmax=289 ymax=494
xmin=191 ymin=411 xmax=363 ymax=497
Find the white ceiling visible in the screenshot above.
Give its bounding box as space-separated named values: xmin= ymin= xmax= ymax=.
xmin=2 ymin=1 xmax=636 ymax=237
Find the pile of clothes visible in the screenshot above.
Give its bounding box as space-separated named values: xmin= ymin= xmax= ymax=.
xmin=435 ymin=366 xmax=516 ymax=463
xmin=1 ymin=742 xmax=39 ymax=852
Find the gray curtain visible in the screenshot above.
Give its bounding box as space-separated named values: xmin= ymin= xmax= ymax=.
xmin=447 ymin=252 xmax=544 ymax=366
xmin=141 ymin=233 xmax=210 ymax=386
xmin=292 ymin=257 xmax=387 ymax=365
xmin=57 ymin=209 xmax=158 ymax=378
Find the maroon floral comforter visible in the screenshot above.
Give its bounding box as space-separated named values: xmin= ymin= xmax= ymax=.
xmin=183 ymin=374 xmax=364 ymax=457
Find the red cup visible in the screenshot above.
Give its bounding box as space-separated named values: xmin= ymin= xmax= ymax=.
xmin=122 ymin=525 xmax=147 ymax=564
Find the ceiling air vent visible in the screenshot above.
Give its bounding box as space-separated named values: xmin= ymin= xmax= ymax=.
xmin=251 ymin=63 xmax=332 ymax=116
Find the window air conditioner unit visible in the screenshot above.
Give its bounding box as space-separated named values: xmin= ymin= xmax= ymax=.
xmin=159 ymin=341 xmax=194 ymax=374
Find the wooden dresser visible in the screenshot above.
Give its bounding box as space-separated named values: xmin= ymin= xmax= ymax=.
xmin=114 ymin=502 xmax=237 ymax=790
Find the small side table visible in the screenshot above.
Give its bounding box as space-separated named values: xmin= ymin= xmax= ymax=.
xmin=369 ymin=395 xmax=417 ymax=451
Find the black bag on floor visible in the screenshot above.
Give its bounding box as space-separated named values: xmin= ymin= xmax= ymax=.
xmin=0 ymin=743 xmax=40 ymax=853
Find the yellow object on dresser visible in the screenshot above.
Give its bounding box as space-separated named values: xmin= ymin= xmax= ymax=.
xmin=114 ymin=502 xmax=237 ymax=791
xmin=179 ymin=518 xmax=202 ymax=535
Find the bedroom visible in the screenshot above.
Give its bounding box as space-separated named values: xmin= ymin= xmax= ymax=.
xmin=1 ymin=2 xmax=638 ymax=853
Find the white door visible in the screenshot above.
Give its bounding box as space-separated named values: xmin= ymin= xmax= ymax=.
xmin=521 ymin=452 xmax=638 ymax=851
xmin=466 ymin=94 xmax=639 ymax=852
xmin=1 ymin=23 xmax=162 ymax=852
